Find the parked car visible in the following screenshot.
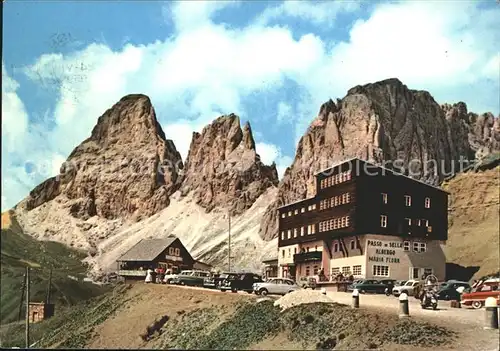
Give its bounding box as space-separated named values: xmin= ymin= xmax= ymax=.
xmin=253 ymin=278 xmax=301 ymax=296
xmin=437 ymin=280 xmax=471 ymax=301
xmin=346 ymin=280 xmax=363 ymax=292
xmin=172 ymin=270 xmax=210 ymax=286
xmin=216 ymin=273 xmax=239 ymax=290
xmin=221 ymin=273 xmax=263 ymax=293
xmin=394 ymin=280 xmax=407 ymax=287
xmin=461 ymin=278 xmax=500 ymax=309
xmin=298 ymin=276 xmax=317 ymax=290
xmin=392 ymin=280 xmax=421 ymax=297
xmin=203 ymin=273 xmax=219 ymax=289
xmin=378 ymin=279 xmax=397 ymax=290
xmin=349 ymin=279 xmax=386 ymax=294
xmin=163 ymin=269 xmax=181 ymax=284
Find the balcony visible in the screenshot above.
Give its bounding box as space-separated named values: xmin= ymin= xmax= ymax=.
xmin=294 ymin=251 xmax=322 ymax=264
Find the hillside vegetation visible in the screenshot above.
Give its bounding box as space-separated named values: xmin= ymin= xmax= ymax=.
xmin=443 ymin=163 xmax=500 ymax=280
xmin=0 ymin=211 xmax=108 ymax=324
xmin=0 ymin=284 xmax=454 ymax=350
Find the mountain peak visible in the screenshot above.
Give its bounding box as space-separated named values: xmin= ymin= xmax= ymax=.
xmin=181 ymin=114 xmax=278 ymax=215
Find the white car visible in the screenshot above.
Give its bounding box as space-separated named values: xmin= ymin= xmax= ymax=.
xmin=253 ymin=278 xmax=301 ymax=296
xmin=392 ymin=280 xmax=421 ymax=297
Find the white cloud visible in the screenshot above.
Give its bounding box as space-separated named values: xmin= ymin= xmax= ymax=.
xmin=2 ymin=0 xmax=499 ymax=210
xmin=256 ymin=0 xmax=360 ymax=26
xmin=255 ymin=142 xmax=293 ymax=179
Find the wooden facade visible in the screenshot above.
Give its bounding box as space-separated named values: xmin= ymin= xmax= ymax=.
xmin=117 ymin=237 xmax=195 ymax=281
xmin=277 ymin=158 xmax=449 ymax=280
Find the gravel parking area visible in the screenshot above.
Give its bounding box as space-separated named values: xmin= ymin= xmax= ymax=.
xmin=326 ymin=291 xmax=492 ymax=327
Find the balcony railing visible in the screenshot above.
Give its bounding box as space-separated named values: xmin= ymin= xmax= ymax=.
xmin=294 ymin=251 xmax=322 ymax=264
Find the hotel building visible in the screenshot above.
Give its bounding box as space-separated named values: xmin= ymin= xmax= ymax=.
xmin=277 ymin=158 xmax=448 ymax=282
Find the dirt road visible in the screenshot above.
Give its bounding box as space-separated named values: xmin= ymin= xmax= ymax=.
xmin=326 ymin=291 xmax=487 ymax=326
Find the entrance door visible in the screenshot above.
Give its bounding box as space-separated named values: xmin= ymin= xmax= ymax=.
xmin=410 ymin=267 xmax=420 ymax=280
xmin=289 ymin=266 xmax=296 ymax=281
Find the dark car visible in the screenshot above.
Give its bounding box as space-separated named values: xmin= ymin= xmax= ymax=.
xmin=378 ymin=279 xmax=397 ymax=292
xmin=437 ymin=280 xmax=471 ymax=301
xmin=216 ymin=273 xmax=238 ymax=289
xmin=203 ymin=273 xmax=219 ymax=289
xmin=221 ymin=272 xmax=263 ymax=293
xmin=350 ymin=279 xmax=386 ymax=294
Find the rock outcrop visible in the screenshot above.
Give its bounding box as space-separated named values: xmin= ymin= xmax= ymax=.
xmin=180 ymin=114 xmax=279 ymax=216
xmin=259 ymin=78 xmax=500 ymax=240
xmin=17 ymin=94 xmax=184 ymax=222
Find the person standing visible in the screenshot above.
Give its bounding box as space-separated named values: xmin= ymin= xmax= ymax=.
xmin=145 ymin=268 xmax=153 ymax=283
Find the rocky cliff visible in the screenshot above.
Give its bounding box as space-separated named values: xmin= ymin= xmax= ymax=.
xmin=259 ymin=78 xmax=500 ymax=240
xmin=180 ymin=114 xmax=279 ymax=216
xmin=17 ymin=94 xmax=184 ymax=222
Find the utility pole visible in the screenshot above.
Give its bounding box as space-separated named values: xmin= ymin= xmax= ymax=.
xmin=228 ymin=210 xmax=231 ymax=273
xmin=18 ymin=272 xmax=26 ymax=322
xmin=25 ymin=267 xmax=30 ymax=349
xmin=46 ymin=268 xmax=52 ymax=304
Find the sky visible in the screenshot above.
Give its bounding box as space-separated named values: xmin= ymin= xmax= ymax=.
xmin=2 ymin=0 xmax=499 ymax=211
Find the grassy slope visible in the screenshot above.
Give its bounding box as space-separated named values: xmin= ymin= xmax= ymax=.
xmin=0 ymin=211 xmax=108 ymax=325
xmin=442 ymin=165 xmax=500 ymax=280
xmin=0 ymin=285 xmax=453 ymax=350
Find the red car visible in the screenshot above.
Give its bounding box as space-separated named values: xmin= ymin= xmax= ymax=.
xmin=461 ymin=278 xmax=500 ymax=309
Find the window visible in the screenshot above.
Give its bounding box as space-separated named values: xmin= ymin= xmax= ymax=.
xmin=372 ymin=265 xmax=389 ymax=277
xmin=405 ymin=218 xmax=411 ymax=226
xmin=169 ymin=247 xmax=174 ymax=255
xmin=294 ymin=209 xmax=298 ymax=215
xmin=416 ymin=219 xmax=421 ymax=226
xmin=405 ymin=195 xmax=411 ymax=206
xmin=301 ymin=207 xmax=305 ymax=213
xmin=331 ymin=267 xmax=340 ymax=276
xmin=380 ymin=215 xmax=388 ymax=228
xmin=346 ymin=192 xmax=351 ymax=203
xmin=412 ymin=242 xmax=426 ymax=253
xmin=342 ymin=266 xmax=351 ymax=275
xmin=345 ymin=216 xmax=350 ymax=227
xmin=175 ymin=248 xmax=180 ymax=256
xmin=352 ymin=265 xmax=362 ymax=276
xmin=293 ymin=228 xmax=298 ymax=238
xmin=300 ymin=227 xmax=305 ymax=236
xmin=294 ymin=248 xmax=297 ymax=254
xmin=403 ymin=241 xmax=410 ymax=252
xmin=305 ymin=266 xmax=310 ymax=276
xmin=341 ymin=193 xmax=346 ymax=204
xmin=287 ymin=230 xmax=291 ymax=239
xmin=346 ymin=171 xmax=352 ymax=181
xmin=341 ymin=217 xmax=346 ymax=227
xmin=312 ymin=204 xmax=316 ymax=210
xmin=311 ymin=224 xmax=316 ymax=234
xmin=313 ymin=265 xmax=319 ymax=275
xmin=424 ymin=219 xmax=429 ymax=227
xmin=320 ymin=201 xmax=324 ymax=210
xmin=320 ymin=179 xmax=325 ymax=189
xmin=282 ymin=250 xmax=285 ymax=258
xmin=281 ymin=213 xmax=285 ymax=218
xmin=411 ymin=267 xmax=420 ymax=279
xmin=350 ymin=239 xmax=358 ymax=250
xmin=425 ymin=197 xmax=431 ymax=208
xmin=288 ymin=248 xmax=291 ymax=257
xmin=288 ymin=211 xmax=292 ymax=217
xmin=381 ymin=193 xmax=388 ymax=204
xmin=333 ymin=242 xmax=339 ymax=252
xmin=319 ymin=222 xmax=324 ymax=232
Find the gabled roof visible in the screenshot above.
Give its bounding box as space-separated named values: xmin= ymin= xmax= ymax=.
xmin=117 ymin=237 xmax=178 ymax=262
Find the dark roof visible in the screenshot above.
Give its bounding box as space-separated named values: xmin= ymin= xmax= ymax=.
xmin=117 ymin=237 xmax=177 ymax=262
